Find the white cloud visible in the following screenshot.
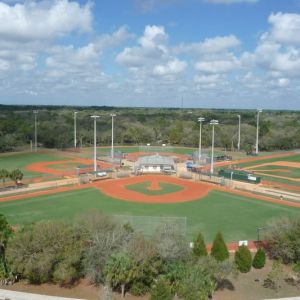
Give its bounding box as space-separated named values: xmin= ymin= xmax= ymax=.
xmin=94 ymin=26 xmax=133 ymax=51
xmin=194 ymin=74 xmax=221 ymax=83
xmin=0 ymin=0 xmax=92 ymax=42
xmin=254 ymin=41 xmax=300 ymax=76
xmin=204 ymin=0 xmax=258 ymax=4
xmin=278 ymin=78 xmax=290 ymax=87
xmin=175 ymin=35 xmax=240 ymax=54
xmin=195 ymin=57 xmax=240 ymax=73
xmin=268 ymin=13 xmax=300 ymax=44
xmin=116 ymin=25 xmax=169 ymax=67
xmin=153 ymin=59 xmax=187 ymax=76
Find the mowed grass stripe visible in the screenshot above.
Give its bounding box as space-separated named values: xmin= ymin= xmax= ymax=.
xmin=237 ymin=154 xmax=300 ymax=168
xmin=0 ymin=188 xmax=299 ymax=242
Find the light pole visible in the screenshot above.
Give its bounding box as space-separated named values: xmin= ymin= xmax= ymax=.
xmin=91 ymin=115 xmax=100 ymax=173
xmin=210 ymin=119 xmax=219 ymax=175
xmin=33 ymin=110 xmax=38 ymax=152
xmin=110 ymin=113 xmax=116 ymax=162
xmin=74 ymin=111 xmax=78 ymax=148
xmin=255 ymin=109 xmax=262 ymax=155
xmin=237 ymin=114 xmax=241 ymax=152
xmin=198 ymin=117 xmax=205 ymax=163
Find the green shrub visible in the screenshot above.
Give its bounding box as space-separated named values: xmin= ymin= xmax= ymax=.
xmin=234 ymin=245 xmax=252 ymax=273
xmin=129 ymin=281 xmax=149 ymax=296
xmin=150 ymin=279 xmax=173 ymax=300
xmin=193 ymin=232 xmax=208 ymax=258
xmin=252 ymin=248 xmax=266 ymax=269
xmin=211 ymin=232 xmax=229 ymax=262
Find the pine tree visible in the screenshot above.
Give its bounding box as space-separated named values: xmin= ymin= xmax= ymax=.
xmin=252 ymin=248 xmax=266 ymax=269
xmin=150 ymin=279 xmax=173 ymax=300
xmin=211 ymin=232 xmax=229 ymax=262
xmin=234 ymin=245 xmax=252 ymax=273
xmin=193 ymin=232 xmax=208 ymax=258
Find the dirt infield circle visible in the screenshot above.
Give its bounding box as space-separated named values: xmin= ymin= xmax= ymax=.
xmin=26 ymin=159 xmax=113 ymax=176
xmin=94 ymin=175 xmax=211 ymax=203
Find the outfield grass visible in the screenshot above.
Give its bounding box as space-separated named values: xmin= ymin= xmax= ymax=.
xmin=126 ymin=181 xmax=184 ymax=195
xmin=0 ymin=152 xmax=68 ymax=176
xmin=0 ymin=188 xmax=299 ymax=242
xmin=237 ymin=154 xmax=300 ymax=168
xmin=253 ymin=165 xmax=300 ymax=179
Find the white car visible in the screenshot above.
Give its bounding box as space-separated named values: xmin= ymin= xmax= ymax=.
xmin=97 ymin=172 xmax=107 ymax=177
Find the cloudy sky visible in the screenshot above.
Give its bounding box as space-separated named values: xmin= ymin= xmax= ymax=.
xmin=0 ymin=0 xmax=299 ymax=109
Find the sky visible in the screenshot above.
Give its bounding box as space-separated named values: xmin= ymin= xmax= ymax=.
xmin=0 ymin=0 xmax=300 ymax=109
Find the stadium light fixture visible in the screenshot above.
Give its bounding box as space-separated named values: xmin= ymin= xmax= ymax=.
xmin=74 ymin=111 xmax=78 ymax=148
xmin=91 ymin=115 xmax=100 ymax=173
xmin=210 ymin=119 xmax=219 ymax=175
xmin=198 ymin=117 xmax=205 ymax=163
xmin=255 ymin=109 xmax=263 ymax=154
xmin=110 ymin=113 xmax=116 ymax=162
xmin=237 ymin=114 xmax=241 ymax=152
xmin=33 ymin=110 xmax=38 ymax=152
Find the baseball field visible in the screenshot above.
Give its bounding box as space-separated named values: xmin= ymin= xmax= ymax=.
xmin=0 ymin=148 xmax=299 ymax=243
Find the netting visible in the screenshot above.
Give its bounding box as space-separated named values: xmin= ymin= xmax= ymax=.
xmin=113 ymin=214 xmax=187 ymax=237
xmin=138 ymin=145 xmax=174 ymax=153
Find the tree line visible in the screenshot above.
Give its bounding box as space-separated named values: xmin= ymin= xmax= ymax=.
xmin=2 ymin=212 xmax=300 ymax=299
xmin=0 ymin=105 xmax=299 ymax=152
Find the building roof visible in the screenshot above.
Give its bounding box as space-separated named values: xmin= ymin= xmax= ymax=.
xmin=136 ymin=154 xmax=175 ymax=166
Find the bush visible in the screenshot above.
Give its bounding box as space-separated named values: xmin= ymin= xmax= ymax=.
xmin=234 ymin=245 xmax=252 ymax=273
xmin=211 ymin=232 xmax=229 ymax=262
xmin=264 ymin=217 xmax=300 ymax=263
xmin=252 ymin=248 xmax=266 ymax=269
xmin=129 ymin=281 xmax=149 ymax=296
xmin=6 ymin=221 xmax=82 ymax=285
xmin=193 ymin=232 xmax=207 ymax=258
xmin=150 ymin=279 xmax=173 ymax=300
xmin=178 ymin=265 xmax=216 ymax=300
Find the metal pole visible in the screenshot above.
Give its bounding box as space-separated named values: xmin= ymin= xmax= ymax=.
xmin=74 ymin=112 xmax=78 ymax=148
xmin=91 ymin=115 xmax=100 ymax=173
xmin=237 ymin=114 xmax=241 ymax=152
xmin=111 ymin=114 xmax=116 ymax=162
xmin=210 ymin=120 xmax=218 ymax=175
xmin=198 ymin=117 xmax=205 ymax=163
xmin=255 ymin=109 xmax=262 ymax=154
xmin=211 ymin=124 xmax=214 ymax=174
xmin=33 ymin=110 xmax=38 ymax=152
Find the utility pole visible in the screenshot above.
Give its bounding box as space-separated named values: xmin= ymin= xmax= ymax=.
xmin=74 ymin=111 xmax=78 ymax=148
xmin=198 ymin=117 xmax=205 ymax=163
xmin=33 ymin=110 xmax=38 ymax=152
xmin=110 ymin=114 xmax=116 ymax=162
xmin=237 ymin=114 xmax=241 ymax=152
xmin=91 ymin=115 xmax=100 ymax=173
xmin=210 ymin=120 xmax=219 ymax=175
xmin=255 ymin=109 xmax=262 ymax=154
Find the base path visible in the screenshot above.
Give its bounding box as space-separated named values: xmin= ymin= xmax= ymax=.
xmin=26 ymin=159 xmax=113 ymax=176
xmin=94 ymin=175 xmax=211 ymax=203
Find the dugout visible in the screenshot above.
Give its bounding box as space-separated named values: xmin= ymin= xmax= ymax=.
xmin=135 ymin=154 xmax=176 ymax=174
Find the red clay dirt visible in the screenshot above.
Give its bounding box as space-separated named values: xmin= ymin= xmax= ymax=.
xmin=147 ymin=179 xmax=161 ymax=191
xmin=1 ymin=174 xmax=300 ymax=208
xmin=26 ymin=159 xmax=113 ymax=177
xmin=94 ymin=175 xmax=211 ymax=203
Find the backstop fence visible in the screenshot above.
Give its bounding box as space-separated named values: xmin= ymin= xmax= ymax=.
xmin=138 ymin=145 xmax=174 ymax=153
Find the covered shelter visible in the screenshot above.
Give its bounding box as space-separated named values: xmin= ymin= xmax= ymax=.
xmin=134 ymin=154 xmax=176 ymax=174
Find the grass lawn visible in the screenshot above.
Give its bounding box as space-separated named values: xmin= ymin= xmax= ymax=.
xmin=237 ymin=154 xmax=300 ymax=168
xmin=0 ymin=152 xmax=69 ymax=177
xmin=253 ymin=165 xmax=300 ymax=179
xmin=126 ymin=181 xmax=184 ymax=195
xmin=0 ymin=188 xmax=299 ymax=242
